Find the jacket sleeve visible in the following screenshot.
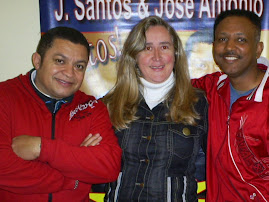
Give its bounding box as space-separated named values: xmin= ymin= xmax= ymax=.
xmin=192 ymin=76 xmax=209 ymax=92
xmin=0 ymin=90 xmax=78 ymax=194
xmin=38 ymin=101 xmax=122 ymax=184
xmin=192 ymin=73 xmax=224 ymax=105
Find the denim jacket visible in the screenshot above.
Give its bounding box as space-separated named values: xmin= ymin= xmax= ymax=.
xmin=106 ymin=93 xmax=208 ymax=202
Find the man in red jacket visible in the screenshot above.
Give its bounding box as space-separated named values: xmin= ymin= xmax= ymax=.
xmin=0 ymin=27 xmax=121 ymax=202
xmin=192 ymin=9 xmax=269 ymax=201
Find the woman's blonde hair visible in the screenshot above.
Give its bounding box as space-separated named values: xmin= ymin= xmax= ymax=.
xmin=103 ymin=16 xmax=199 ymax=130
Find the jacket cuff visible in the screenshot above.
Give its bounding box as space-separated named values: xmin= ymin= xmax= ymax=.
xmin=62 ymin=178 xmax=79 ymax=190
xmin=38 ymin=137 xmax=55 ymax=162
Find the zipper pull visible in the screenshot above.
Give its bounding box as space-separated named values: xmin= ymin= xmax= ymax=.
xmin=227 ymin=115 xmax=230 ymax=125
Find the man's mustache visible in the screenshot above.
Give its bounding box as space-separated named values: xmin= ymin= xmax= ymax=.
xmin=220 ymin=51 xmax=241 ymax=59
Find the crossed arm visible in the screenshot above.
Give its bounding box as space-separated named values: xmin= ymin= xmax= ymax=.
xmin=0 ymin=95 xmax=121 ymax=194
xmin=12 ymin=133 xmax=102 ymax=160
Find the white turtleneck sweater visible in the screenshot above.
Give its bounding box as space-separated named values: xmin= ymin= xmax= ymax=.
xmin=139 ymin=72 xmax=175 ymax=110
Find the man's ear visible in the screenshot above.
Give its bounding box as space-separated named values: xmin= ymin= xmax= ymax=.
xmin=32 ymin=52 xmax=41 ymax=70
xmin=256 ymin=41 xmax=264 ymax=59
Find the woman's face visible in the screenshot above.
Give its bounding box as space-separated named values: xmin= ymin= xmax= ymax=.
xmin=136 ymin=25 xmax=175 ymax=84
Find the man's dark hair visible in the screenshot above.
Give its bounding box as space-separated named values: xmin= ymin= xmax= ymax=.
xmin=214 ymin=9 xmax=262 ymax=42
xmin=36 ymin=26 xmax=90 ymax=61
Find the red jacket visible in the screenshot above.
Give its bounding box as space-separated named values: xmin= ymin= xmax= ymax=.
xmin=0 ymin=72 xmax=121 ymax=202
xmin=192 ymin=61 xmax=269 ymax=202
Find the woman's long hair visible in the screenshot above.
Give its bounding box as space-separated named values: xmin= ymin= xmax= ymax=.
xmin=103 ymin=16 xmax=199 ymax=130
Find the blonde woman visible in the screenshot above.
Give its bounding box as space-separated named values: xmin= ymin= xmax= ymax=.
xmin=103 ymin=16 xmax=208 ymax=201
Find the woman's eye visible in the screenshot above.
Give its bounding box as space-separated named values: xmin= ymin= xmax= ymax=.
xmin=162 ymin=46 xmax=168 ymax=50
xmin=145 ymin=46 xmax=151 ymax=51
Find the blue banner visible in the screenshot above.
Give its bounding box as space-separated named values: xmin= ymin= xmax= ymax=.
xmin=40 ymin=0 xmax=269 ymax=32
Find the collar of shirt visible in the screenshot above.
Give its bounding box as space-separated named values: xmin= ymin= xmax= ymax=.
xmin=30 ymin=69 xmax=73 ymax=113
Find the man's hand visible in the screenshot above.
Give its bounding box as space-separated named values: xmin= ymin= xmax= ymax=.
xmin=80 ymin=134 xmax=102 ymax=147
xmin=12 ymin=135 xmax=41 ymax=160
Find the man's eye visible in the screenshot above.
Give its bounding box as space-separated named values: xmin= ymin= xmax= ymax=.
xmin=219 ymin=38 xmax=227 ymax=42
xmin=76 ymin=64 xmax=85 ymax=70
xmin=238 ymin=38 xmax=246 ymax=42
xmin=55 ymin=59 xmax=64 ymax=64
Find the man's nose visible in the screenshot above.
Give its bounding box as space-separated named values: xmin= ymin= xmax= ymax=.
xmin=225 ymin=39 xmax=236 ymax=51
xmin=63 ymin=65 xmax=74 ymax=77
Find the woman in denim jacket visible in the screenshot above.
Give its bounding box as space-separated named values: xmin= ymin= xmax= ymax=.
xmin=103 ymin=16 xmax=208 ymax=202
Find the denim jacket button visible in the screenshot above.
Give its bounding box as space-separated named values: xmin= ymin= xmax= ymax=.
xmin=150 ymin=115 xmax=154 ymax=120
xmin=183 ymin=127 xmax=190 ymax=136
xmin=135 ymin=182 xmax=144 ymax=187
xmin=147 ymin=136 xmax=151 ymax=140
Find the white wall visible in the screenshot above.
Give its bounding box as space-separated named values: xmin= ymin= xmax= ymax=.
xmin=0 ymin=0 xmax=40 ymax=82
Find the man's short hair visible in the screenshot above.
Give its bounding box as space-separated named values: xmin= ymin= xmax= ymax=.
xmin=36 ymin=26 xmax=90 ymax=60
xmin=213 ymin=9 xmax=262 ymax=42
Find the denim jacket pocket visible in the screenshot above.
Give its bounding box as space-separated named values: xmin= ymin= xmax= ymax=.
xmin=168 ymin=124 xmax=199 ymax=159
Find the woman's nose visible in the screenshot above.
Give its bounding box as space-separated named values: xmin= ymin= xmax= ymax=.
xmin=153 ymin=49 xmax=161 ymax=61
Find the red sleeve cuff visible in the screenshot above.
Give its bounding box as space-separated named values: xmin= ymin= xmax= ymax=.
xmin=38 ymin=138 xmax=56 ymax=163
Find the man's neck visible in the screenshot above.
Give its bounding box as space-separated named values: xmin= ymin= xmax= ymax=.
xmin=30 ymin=70 xmax=73 ymax=113
xmin=230 ymin=68 xmax=265 ymax=91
